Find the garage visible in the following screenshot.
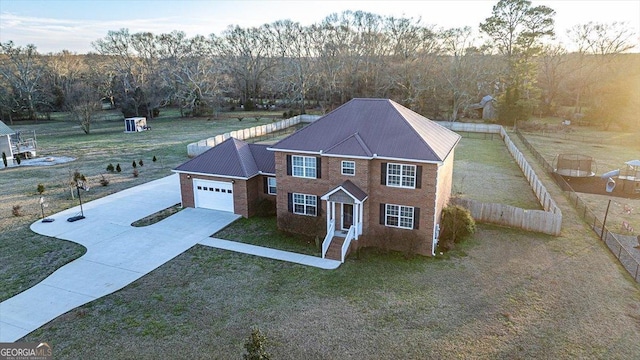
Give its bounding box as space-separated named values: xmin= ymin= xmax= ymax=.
xmin=193 ymin=179 xmax=234 ymax=212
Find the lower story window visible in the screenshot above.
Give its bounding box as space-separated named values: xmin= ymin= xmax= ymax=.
xmin=385 ymin=204 xmax=414 ymax=229
xmin=293 ymin=193 xmax=317 ymax=216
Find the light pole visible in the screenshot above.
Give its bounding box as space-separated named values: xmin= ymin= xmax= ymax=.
xmin=39 ymin=196 xmax=54 ymax=223
xmin=67 ymin=180 xmax=89 ymax=222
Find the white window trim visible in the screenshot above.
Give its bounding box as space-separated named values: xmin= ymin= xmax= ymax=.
xmin=385 ymin=204 xmax=414 ymax=230
xmin=292 ymin=155 xmax=317 ymax=179
xmin=293 ymin=193 xmax=317 ymax=216
xmin=267 ymin=177 xmax=277 ymax=195
xmin=386 ymin=163 xmax=416 ymax=189
xmin=341 ymin=160 xmax=355 ymax=176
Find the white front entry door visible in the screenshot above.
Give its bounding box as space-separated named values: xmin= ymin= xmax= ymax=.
xmin=193 ymin=179 xmax=234 ymax=212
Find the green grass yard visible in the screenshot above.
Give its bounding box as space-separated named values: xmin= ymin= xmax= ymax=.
xmin=1 ymin=112 xmax=639 ymax=358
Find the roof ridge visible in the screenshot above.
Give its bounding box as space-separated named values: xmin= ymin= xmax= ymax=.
xmin=387 ymin=100 xmax=441 ymax=160
xmin=233 ymin=138 xmax=257 ymax=178
xmin=352 ymin=132 xmax=373 ymax=157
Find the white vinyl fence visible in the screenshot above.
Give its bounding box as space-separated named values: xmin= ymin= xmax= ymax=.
xmin=439 ymin=122 xmax=562 ymax=236
xmin=187 ymin=115 xmax=320 ymax=157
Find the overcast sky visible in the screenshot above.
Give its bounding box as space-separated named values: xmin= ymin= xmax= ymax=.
xmin=1 ymin=0 xmax=639 ymax=53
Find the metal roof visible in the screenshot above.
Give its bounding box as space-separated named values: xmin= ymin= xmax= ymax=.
xmin=174 ymin=138 xmax=274 ymax=178
xmin=0 ymin=121 xmax=15 ymax=136
xmin=321 ymin=180 xmax=368 ymax=202
xmin=271 ymin=98 xmax=461 ymax=162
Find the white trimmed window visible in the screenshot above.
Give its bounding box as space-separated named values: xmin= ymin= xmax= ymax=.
xmin=267 ymin=177 xmax=277 ymax=195
xmin=292 ymin=155 xmax=317 ymax=178
xmin=385 ymin=204 xmax=414 ymax=229
xmin=387 ymin=163 xmax=416 ymax=188
xmin=293 ymin=193 xmax=317 ymax=216
xmin=341 ymin=161 xmax=355 ymax=176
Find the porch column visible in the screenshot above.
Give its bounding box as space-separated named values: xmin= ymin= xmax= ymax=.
xmin=326 ymin=200 xmax=331 ymax=235
xmin=332 ymin=202 xmax=336 ymax=231
xmin=353 ymin=203 xmax=359 ymax=240
xmin=358 ymin=202 xmax=364 ymax=236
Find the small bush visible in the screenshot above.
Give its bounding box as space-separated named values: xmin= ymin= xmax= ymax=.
xmin=132 ymin=160 xmax=137 ymax=168
xmin=254 ymin=116 xmax=261 ymax=122
xmin=116 ymin=163 xmax=121 ymax=172
xmin=243 ymin=328 xmax=270 ymax=360
xmin=439 ymin=205 xmax=476 ymax=252
xmin=133 ymin=168 xmax=139 ymax=178
xmin=106 ymin=163 xmax=114 ymax=172
xmin=37 ymin=183 xmax=45 ymax=194
xmin=2 ymin=152 xmax=7 ymax=167
xmin=138 ymin=159 xmax=144 ymax=167
xmin=12 ymin=205 xmax=22 ymax=217
xmin=237 ymin=117 xmax=244 ymax=122
xmin=253 ymin=198 xmax=276 ymax=217
xmin=15 ymin=156 xmax=21 ymax=165
xmin=99 ymin=175 xmax=110 ymax=186
xmin=152 ymin=156 xmax=157 ymax=163
xmin=282 ymin=112 xmax=288 ymax=119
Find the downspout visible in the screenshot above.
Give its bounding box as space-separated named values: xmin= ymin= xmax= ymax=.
xmin=432 ymin=162 xmax=442 ymax=256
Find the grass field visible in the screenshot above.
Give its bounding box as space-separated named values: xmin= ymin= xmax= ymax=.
xmin=452 ymin=134 xmax=541 ymax=209
xmin=521 ymin=121 xmax=640 ymax=235
xmin=2 ymin=111 xmax=640 ymax=358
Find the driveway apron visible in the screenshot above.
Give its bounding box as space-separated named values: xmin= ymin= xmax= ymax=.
xmin=0 ymin=175 xmax=240 ymax=342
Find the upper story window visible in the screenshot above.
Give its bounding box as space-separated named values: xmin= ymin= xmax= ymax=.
xmin=292 ymin=155 xmax=317 ymax=178
xmin=387 ymin=163 xmax=416 ymax=188
xmin=267 ymin=177 xmax=277 ymax=195
xmin=341 ymin=161 xmax=355 ymax=176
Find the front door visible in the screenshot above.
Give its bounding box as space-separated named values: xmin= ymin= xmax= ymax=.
xmin=342 ymin=203 xmax=353 ymax=230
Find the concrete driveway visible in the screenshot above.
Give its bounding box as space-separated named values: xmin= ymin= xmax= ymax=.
xmin=0 ymin=174 xmax=240 ymax=342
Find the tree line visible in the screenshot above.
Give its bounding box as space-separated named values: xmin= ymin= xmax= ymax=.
xmin=0 ymin=0 xmax=637 ymax=133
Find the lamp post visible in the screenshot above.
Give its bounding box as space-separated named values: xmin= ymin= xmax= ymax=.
xmin=39 ymin=196 xmax=54 ymax=223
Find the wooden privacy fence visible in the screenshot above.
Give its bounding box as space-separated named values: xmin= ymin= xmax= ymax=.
xmin=438 ymin=122 xmax=562 ymax=236
xmin=187 ymin=114 xmax=320 ymax=157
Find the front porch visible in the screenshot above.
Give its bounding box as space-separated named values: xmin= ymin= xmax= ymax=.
xmin=320 ymin=180 xmax=368 ymax=262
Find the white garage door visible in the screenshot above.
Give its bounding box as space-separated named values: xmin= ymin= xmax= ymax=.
xmin=193 ymin=179 xmax=234 ymax=212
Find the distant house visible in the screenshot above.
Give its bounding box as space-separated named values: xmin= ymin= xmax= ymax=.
xmin=0 ymin=120 xmax=36 ymax=165
xmin=174 ymin=98 xmax=461 ymax=259
xmin=468 ymin=95 xmax=497 ymax=120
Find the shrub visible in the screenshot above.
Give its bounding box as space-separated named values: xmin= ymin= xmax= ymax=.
xmin=439 ymin=205 xmax=476 ymax=251
xmin=237 ymin=117 xmax=244 ymax=122
xmin=282 ymin=111 xmax=288 ymax=119
xmin=15 ymin=156 xmax=21 ymax=165
xmin=243 ymin=328 xmax=270 ymax=360
xmin=152 ymin=156 xmax=157 ymax=163
xmin=277 ymin=212 xmax=324 ymax=237
xmin=106 ymin=163 xmax=114 ymax=172
xmin=138 ymin=159 xmax=143 ymax=167
xmin=116 ymin=163 xmax=121 ymax=172
xmin=133 ymin=169 xmax=139 ymax=178
xmin=253 ymin=198 xmax=276 ymax=217
xmin=132 ymin=160 xmax=137 ymax=168
xmin=2 ymin=152 xmax=6 ymax=167
xmin=37 ymin=183 xmax=45 ymax=194
xmin=12 ymin=205 xmax=22 ymax=217
xmin=99 ymin=175 xmax=110 ymax=186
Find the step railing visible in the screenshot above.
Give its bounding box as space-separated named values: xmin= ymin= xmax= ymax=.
xmin=341 ymin=225 xmax=356 ymax=263
xmin=321 ymin=219 xmax=335 ymax=258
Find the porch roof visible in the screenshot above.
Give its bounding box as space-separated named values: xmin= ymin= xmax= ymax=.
xmin=321 ymin=180 xmax=368 ymax=203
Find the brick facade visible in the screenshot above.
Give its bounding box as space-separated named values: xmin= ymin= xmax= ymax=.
xmin=275 ymin=151 xmax=446 ymax=255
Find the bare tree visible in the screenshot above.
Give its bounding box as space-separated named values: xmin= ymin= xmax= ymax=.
xmin=66 ymin=80 xmax=101 ymax=134
xmin=0 ymin=42 xmax=47 ymax=120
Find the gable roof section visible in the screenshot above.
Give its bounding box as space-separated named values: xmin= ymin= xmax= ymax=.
xmin=271 ymin=98 xmax=461 ymax=162
xmin=321 ymin=180 xmax=368 ymax=203
xmin=0 ymin=121 xmax=15 ymax=136
xmin=173 ymin=138 xmax=274 ymax=178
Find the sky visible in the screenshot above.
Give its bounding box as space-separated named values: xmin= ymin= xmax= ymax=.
xmin=0 ymin=0 xmax=639 ymax=53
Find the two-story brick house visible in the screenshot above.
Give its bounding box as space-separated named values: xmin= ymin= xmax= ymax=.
xmin=174 ymin=98 xmax=460 ymax=258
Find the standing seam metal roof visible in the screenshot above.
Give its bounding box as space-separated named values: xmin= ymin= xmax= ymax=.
xmin=271 ymin=98 xmax=461 ymax=162
xmin=174 ymin=138 xmax=274 ymax=178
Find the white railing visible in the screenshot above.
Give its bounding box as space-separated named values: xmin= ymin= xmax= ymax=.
xmin=322 ymin=219 xmax=335 ymax=258
xmin=341 ymin=225 xmax=356 ymax=263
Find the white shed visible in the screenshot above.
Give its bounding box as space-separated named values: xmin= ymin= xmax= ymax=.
xmin=124 ymin=117 xmax=148 ymax=133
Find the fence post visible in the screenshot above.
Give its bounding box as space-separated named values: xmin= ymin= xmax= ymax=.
xmin=635 ymin=264 xmax=639 ymax=280
xmin=601 ymin=199 xmax=611 ymax=240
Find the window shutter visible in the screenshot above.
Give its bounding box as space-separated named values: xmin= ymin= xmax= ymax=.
xmin=287 ymin=193 xmax=293 ymax=213
xmin=316 ymin=196 xmax=322 ymax=217
xmin=263 ymin=177 xmax=268 ymax=194
xmin=379 ymin=203 xmax=386 ymax=225
xmin=416 ymin=165 xmax=422 ymax=189
xmin=286 ymin=155 xmax=292 ymax=176
xmin=380 ymin=162 xmax=387 ymax=185
xmin=413 ymin=207 xmax=420 ymax=229
xmin=316 ymin=157 xmax=321 ymax=178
